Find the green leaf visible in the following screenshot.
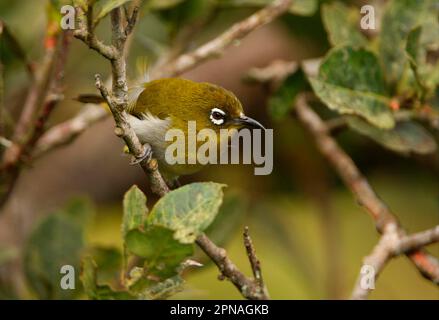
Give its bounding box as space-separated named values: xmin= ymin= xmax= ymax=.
xmin=321 ymin=2 xmax=368 ymax=48
xmin=268 ymin=68 xmax=308 ymax=120
xmin=405 ymin=23 xmax=439 ymax=100
xmin=88 ymin=247 xmax=122 ymax=285
xmin=95 ymin=0 xmax=133 ymax=22
xmin=310 ymin=78 xmax=393 ymax=129
xmin=148 ymin=182 xmax=226 ymax=243
xmin=81 ymin=256 xmax=99 ymax=299
xmin=81 ymin=256 xmax=134 ymax=300
xmin=319 ymin=47 xmax=387 ymax=95
xmin=0 ymin=20 xmax=31 ymax=72
xmin=405 ymin=26 xmax=427 ymax=99
xmin=311 ymin=46 xmax=394 ymax=128
xmin=378 ymin=0 xmax=436 ymax=87
xmin=406 ymin=26 xmax=422 ymax=63
xmin=23 ymin=198 xmax=94 ymax=299
xmin=24 ymin=213 xmax=85 ymax=299
xmin=122 ymin=185 xmax=147 ymax=238
xmin=125 ymin=227 xmax=193 ymax=278
xmin=289 ymin=0 xmax=317 ymax=16
xmin=347 ymin=117 xmax=437 ymax=155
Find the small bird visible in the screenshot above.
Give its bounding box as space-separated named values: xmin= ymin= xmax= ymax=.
xmin=79 ymin=78 xmax=265 ymax=180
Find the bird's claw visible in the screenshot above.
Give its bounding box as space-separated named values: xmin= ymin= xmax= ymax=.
xmin=130 ymin=144 xmax=152 ymax=165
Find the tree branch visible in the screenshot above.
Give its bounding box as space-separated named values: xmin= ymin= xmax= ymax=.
xmin=196 ymin=230 xmax=269 ymax=300
xmin=0 ymin=30 xmax=71 ymax=208
xmin=74 ymin=3 xmax=272 ymax=300
xmin=294 ymin=94 xmax=439 ymax=289
xmin=351 ymin=225 xmax=439 ymax=300
xmin=19 ymin=0 xmax=294 ymax=165
xmin=243 ymin=226 xmax=268 ymax=297
xmin=33 ymin=105 xmax=107 ymax=159
xmin=152 ymin=0 xmax=292 ymax=78
xmin=351 ymin=224 xmax=399 ymax=300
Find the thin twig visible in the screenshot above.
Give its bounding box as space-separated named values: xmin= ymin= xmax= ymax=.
xmin=152 ymin=0 xmax=292 ymax=78
xmin=395 ymin=225 xmax=439 ymax=255
xmin=196 ymin=232 xmax=269 ymax=300
xmin=33 ymin=105 xmax=107 ymax=159
xmin=295 ymin=94 xmax=439 ymax=288
xmin=243 ymin=226 xmax=268 ymax=297
xmin=21 ymin=32 xmax=72 ymax=157
xmin=244 ymin=60 xmax=298 ymax=84
xmin=244 ymin=57 xmax=322 ymax=84
xmin=74 ymin=5 xmax=116 ymax=60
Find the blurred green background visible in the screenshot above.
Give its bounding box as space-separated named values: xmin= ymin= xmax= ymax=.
xmin=0 ymin=0 xmax=438 ymax=299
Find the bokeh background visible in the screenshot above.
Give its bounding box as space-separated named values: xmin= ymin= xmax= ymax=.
xmin=0 ymin=0 xmax=438 ymax=299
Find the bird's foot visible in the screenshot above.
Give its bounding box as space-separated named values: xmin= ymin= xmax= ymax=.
xmin=130 ymin=144 xmax=153 ymax=165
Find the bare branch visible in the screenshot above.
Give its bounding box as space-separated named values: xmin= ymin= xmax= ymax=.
xmin=152 ymin=0 xmax=292 ymax=78
xmin=124 ymin=6 xmax=139 ymax=37
xmin=21 ymin=32 xmax=72 ymax=156
xmin=196 ymin=232 xmax=269 ymax=300
xmin=351 ymin=224 xmax=399 ymax=300
xmin=245 ymin=60 xmax=298 ymax=84
xmin=0 ymin=30 xmax=71 ymax=208
xmin=33 ymin=105 xmax=107 ymax=158
xmin=295 ymin=94 xmax=439 ymax=287
xmin=244 ymin=57 xmax=322 ymax=84
xmin=243 ymin=226 xmax=268 ymax=297
xmin=396 ymin=225 xmax=439 ymax=254
xmin=351 ymin=225 xmax=439 ymax=299
xmin=73 ymin=6 xmax=116 ymax=60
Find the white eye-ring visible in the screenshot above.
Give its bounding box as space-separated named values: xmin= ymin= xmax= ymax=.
xmin=210 ymin=108 xmax=226 ymax=125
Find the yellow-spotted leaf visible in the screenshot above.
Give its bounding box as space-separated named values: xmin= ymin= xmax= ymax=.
xmin=122 ymin=185 xmax=147 ymax=238
xmin=321 ymin=2 xmax=368 ymax=47
xmin=148 ymin=182 xmax=226 ymax=244
xmin=311 ymin=46 xmax=394 ymax=129
xmin=125 ymin=227 xmax=193 ymax=278
xmin=310 ymin=78 xmax=394 ymax=129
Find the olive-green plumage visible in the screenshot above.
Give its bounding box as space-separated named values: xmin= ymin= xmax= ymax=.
xmin=130 ymin=78 xmax=244 ymax=131
xmin=125 ymin=78 xmax=264 ymax=180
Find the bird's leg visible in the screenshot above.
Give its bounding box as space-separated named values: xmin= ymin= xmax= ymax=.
xmin=129 ymin=143 xmax=153 ymax=165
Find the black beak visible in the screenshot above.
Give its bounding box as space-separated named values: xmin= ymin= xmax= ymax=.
xmin=231 ymin=115 xmax=266 ymax=130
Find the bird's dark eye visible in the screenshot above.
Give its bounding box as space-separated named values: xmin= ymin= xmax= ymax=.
xmin=212 ymin=111 xmax=223 ymax=120
xmin=210 ymin=108 xmax=226 ymax=125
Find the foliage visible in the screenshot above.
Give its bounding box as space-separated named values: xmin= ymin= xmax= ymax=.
xmin=274 ymin=0 xmax=438 ymax=155
xmin=268 ymin=69 xmax=308 ymax=120
xmin=23 ymin=198 xmax=93 ymax=299
xmin=82 ymin=183 xmax=225 ymax=299
xmin=1 ymin=0 xmax=438 ymax=301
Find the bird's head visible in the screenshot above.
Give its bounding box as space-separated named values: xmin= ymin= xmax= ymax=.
xmin=133 ymin=78 xmax=265 ymax=133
